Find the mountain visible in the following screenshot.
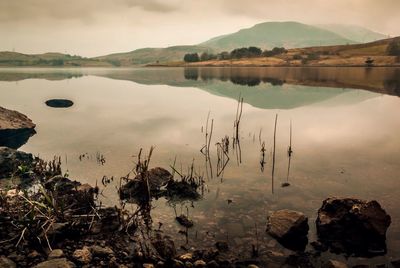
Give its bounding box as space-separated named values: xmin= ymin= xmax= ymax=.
xmin=200 ymin=21 xmax=356 ymax=51
xmin=316 ymin=24 xmax=388 ymax=43
xmin=95 ymin=45 xmax=213 ymax=65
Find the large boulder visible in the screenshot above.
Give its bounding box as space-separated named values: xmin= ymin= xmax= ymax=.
xmin=316 ymin=197 xmax=391 ymax=256
xmin=0 ymin=147 xmax=34 ymax=178
xmin=0 ymin=106 xmax=36 ymax=149
xmin=266 ymin=209 xmax=309 ymax=251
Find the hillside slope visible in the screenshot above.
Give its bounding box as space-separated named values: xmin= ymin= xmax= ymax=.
xmin=200 ymin=21 xmax=356 ymax=51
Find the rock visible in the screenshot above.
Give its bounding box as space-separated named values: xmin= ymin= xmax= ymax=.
xmin=45 ymin=99 xmax=74 ymax=108
xmin=247 ymin=265 xmax=260 ymax=268
xmin=48 ymin=249 xmax=64 ymax=259
xmin=0 ymin=256 xmax=16 ymax=268
xmin=0 ymin=106 xmax=36 ymax=149
xmin=185 ymin=262 xmax=193 ymax=268
xmin=90 ymin=245 xmax=114 ymax=257
xmin=152 ymin=235 xmax=176 ymax=260
xmin=0 ymin=147 xmax=34 ymax=178
xmin=193 ymin=260 xmax=206 ymax=268
xmin=165 ymin=180 xmax=200 ymax=200
xmin=316 ymin=197 xmax=391 ymax=256
xmin=72 ymin=246 xmax=92 ymax=264
xmin=178 ymin=253 xmax=193 ymax=261
xmin=215 ymin=241 xmax=229 ymax=252
xmin=267 ymin=209 xmax=309 ymax=251
xmin=33 ymin=258 xmax=76 ymax=268
xmin=119 ymin=167 xmax=173 ymax=199
xmin=323 ymin=260 xmax=348 ymax=268
xmin=176 ymin=214 xmax=194 ymax=228
xmin=143 ymin=264 xmax=155 ymax=268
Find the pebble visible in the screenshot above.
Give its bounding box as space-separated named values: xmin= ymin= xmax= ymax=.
xmin=48 ymin=249 xmax=64 ymax=259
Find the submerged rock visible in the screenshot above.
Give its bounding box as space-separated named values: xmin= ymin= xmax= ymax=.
xmin=176 ymin=214 xmax=194 ymax=228
xmin=267 ymin=209 xmax=309 ymax=251
xmin=316 ymin=197 xmax=391 ymax=256
xmin=0 ymin=106 xmax=36 ymax=149
xmin=119 ymin=167 xmax=172 ymax=199
xmin=45 ymin=99 xmax=74 ymax=108
xmin=0 ymin=147 xmax=34 ymax=179
xmin=151 ymin=234 xmax=176 ymax=260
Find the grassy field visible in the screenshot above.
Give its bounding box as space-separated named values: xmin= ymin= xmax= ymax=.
xmin=181 ymin=37 xmax=400 ymax=67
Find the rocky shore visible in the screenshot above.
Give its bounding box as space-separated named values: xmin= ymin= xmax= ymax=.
xmin=0 ymin=147 xmax=397 ymax=268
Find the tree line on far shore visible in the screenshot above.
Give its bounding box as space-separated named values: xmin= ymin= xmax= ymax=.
xmin=183 ymin=46 xmax=287 ymax=62
xmin=183 ymin=39 xmax=400 ymax=63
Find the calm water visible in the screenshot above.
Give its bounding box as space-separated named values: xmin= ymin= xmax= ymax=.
xmin=1 ymin=67 xmax=400 ymax=264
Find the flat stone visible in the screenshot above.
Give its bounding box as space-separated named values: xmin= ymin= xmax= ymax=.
xmin=45 ymin=99 xmax=74 ymax=108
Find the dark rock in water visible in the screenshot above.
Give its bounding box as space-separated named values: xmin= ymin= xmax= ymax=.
xmin=0 ymin=147 xmax=34 ymax=179
xmin=316 ymin=197 xmax=391 ymax=256
xmin=166 ymin=180 xmax=201 ymax=201
xmin=267 ymin=209 xmax=309 ymax=251
xmin=176 ymin=214 xmax=194 ymax=228
xmin=119 ymin=167 xmax=172 ymax=199
xmin=0 ymin=106 xmax=36 ymax=149
xmin=45 ymin=99 xmax=74 ymax=108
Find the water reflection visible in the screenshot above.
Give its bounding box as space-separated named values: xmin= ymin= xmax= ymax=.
xmin=0 ymin=67 xmax=400 ymax=263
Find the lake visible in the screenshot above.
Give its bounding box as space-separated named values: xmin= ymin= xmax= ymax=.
xmin=1 ymin=67 xmax=400 ymax=265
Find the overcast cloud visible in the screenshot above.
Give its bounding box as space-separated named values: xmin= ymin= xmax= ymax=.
xmin=0 ymin=0 xmax=399 ymax=57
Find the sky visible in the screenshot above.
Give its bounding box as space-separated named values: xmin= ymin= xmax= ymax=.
xmin=0 ymin=0 xmax=399 ymax=57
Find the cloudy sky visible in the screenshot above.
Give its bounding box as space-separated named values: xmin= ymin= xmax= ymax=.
xmin=1 ymin=0 xmax=399 ymax=57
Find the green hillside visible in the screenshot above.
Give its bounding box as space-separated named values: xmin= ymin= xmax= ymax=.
xmin=316 ymin=24 xmax=388 ymax=43
xmin=95 ymin=45 xmax=213 ymax=66
xmin=200 ymin=21 xmax=356 ymax=51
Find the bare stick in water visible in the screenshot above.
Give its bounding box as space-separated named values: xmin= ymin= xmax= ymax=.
xmin=272 ymin=114 xmax=278 ymax=194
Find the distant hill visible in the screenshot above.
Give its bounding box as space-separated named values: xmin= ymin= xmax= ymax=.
xmin=200 ymin=21 xmax=356 ymax=51
xmin=95 ymin=45 xmax=213 ymax=66
xmin=316 ymin=24 xmax=388 ymax=43
xmin=0 ymin=51 xmax=112 ymax=67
